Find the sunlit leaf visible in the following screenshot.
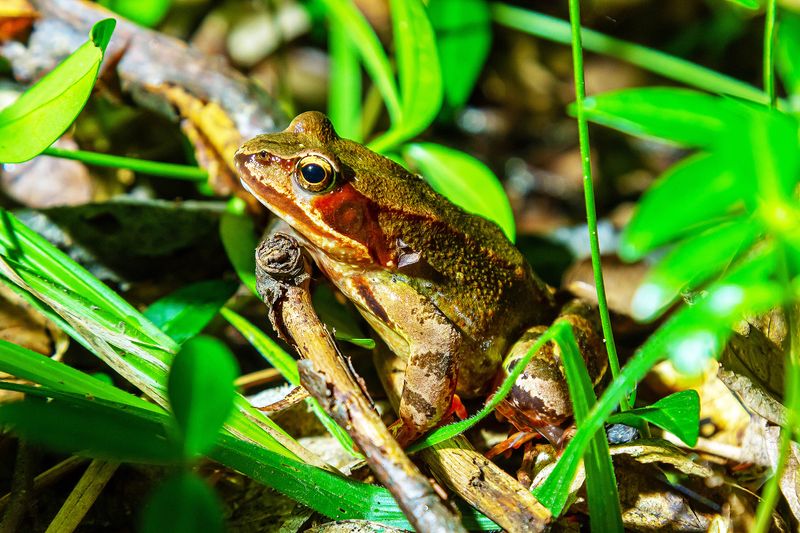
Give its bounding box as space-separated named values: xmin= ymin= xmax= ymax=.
xmin=428 ymin=0 xmax=491 ymax=110
xmin=631 ymin=217 xmax=761 ymax=321
xmin=725 ymin=0 xmax=759 ymax=8
xmin=0 ymin=19 xmax=115 ymax=163
xmin=581 ymin=88 xmax=741 ymax=148
xmin=619 ymin=153 xmax=751 ymax=260
xmin=141 ymin=473 xmax=224 ymax=533
xmin=607 ymin=390 xmax=700 ymax=446
xmin=168 ymin=336 xmax=238 ymax=457
xmin=100 ymin=0 xmax=171 ymax=27
xmin=404 ymin=142 xmax=515 ymax=242
xmin=145 ymin=280 xmax=238 ymax=344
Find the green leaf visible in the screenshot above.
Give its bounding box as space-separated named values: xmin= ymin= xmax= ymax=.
xmin=0 ymin=19 xmax=115 ymax=163
xmin=630 ymin=217 xmax=761 ymax=321
xmin=220 ymin=208 xmax=258 ymax=296
xmin=607 ymin=390 xmax=700 ymax=446
xmin=369 ymin=0 xmax=443 ymax=151
xmin=619 ymin=153 xmax=752 ymax=260
xmin=581 ymin=88 xmax=741 ymax=148
xmin=141 ymin=473 xmax=224 ymax=533
xmin=100 ymin=0 xmax=171 ymax=27
xmin=428 ymin=0 xmax=491 ymax=110
xmin=726 ymin=0 xmax=760 ymax=8
xmin=145 ymin=280 xmax=239 ymax=344
xmin=329 ymin=20 xmax=363 ymax=142
xmin=313 ymin=285 xmax=375 ymax=349
xmin=168 ymin=336 xmax=239 ymax=458
xmin=554 ymin=326 xmax=622 ymax=531
xmin=320 ymin=0 xmax=402 ymax=123
xmin=777 ymin=10 xmax=800 ymax=99
xmin=0 ymin=398 xmax=181 ymax=463
xmin=403 ymin=142 xmax=515 ymax=242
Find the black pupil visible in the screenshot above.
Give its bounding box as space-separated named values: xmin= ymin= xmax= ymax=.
xmin=301 ymin=163 xmax=327 ymax=184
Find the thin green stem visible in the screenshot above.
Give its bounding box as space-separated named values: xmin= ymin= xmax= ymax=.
xmin=763 ymin=0 xmax=778 ymax=108
xmin=43 ymin=147 xmax=207 ymax=181
xmin=492 ymin=3 xmax=771 ymax=105
xmin=567 ymin=0 xmax=628 ymax=411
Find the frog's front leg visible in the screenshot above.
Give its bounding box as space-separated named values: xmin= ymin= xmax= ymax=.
xmin=339 ymin=271 xmax=465 ymax=444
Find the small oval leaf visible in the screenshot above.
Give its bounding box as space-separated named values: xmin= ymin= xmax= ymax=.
xmin=607 ymin=390 xmax=700 ymax=446
xmin=403 ymin=142 xmax=515 ymax=242
xmin=168 ymin=335 xmax=239 ymax=458
xmin=141 ymin=473 xmax=224 ymax=533
xmin=0 ymin=18 xmax=115 ymax=163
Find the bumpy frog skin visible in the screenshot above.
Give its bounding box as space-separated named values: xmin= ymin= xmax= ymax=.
xmin=235 ymin=111 xmax=573 ymax=442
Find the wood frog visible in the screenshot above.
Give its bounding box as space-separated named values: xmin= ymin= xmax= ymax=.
xmin=235 ymin=111 xmax=606 ymax=444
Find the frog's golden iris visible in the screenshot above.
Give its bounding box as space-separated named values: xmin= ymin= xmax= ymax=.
xmin=296 ymin=154 xmax=336 ymax=192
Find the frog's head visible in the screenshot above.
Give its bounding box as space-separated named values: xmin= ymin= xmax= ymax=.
xmin=235 ymin=111 xmax=401 ymax=266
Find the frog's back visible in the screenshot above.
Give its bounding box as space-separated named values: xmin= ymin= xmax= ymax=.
xmin=337 ymin=138 xmax=556 ymax=370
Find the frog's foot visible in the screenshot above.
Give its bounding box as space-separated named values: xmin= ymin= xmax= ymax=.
xmin=536 ymin=424 xmax=565 ymax=447
xmin=485 ymin=431 xmax=538 ymax=460
xmin=445 ymin=394 xmax=468 ymax=421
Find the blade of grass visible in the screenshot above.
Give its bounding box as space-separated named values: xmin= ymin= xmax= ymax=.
xmin=491 ymin=4 xmax=769 ymax=105
xmin=566 ymin=0 xmax=627 ymax=411
xmin=320 ymin=0 xmax=402 ymax=124
xmin=554 ymin=325 xmax=622 ymax=532
xmin=328 ymin=19 xmax=363 ymax=141
xmin=43 ymin=147 xmax=208 ymax=181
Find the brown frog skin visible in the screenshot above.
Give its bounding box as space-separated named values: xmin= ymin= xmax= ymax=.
xmin=235 ymin=111 xmax=591 ymax=443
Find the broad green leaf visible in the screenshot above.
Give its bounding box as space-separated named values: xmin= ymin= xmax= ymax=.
xmin=369 ymin=0 xmax=443 ymax=152
xmin=619 ymin=153 xmax=751 ymax=260
xmin=329 ymin=20 xmax=363 ymax=141
xmin=0 ymin=398 xmax=181 ymax=463
xmin=220 ymin=307 xmax=359 ymax=456
xmin=581 ymin=88 xmax=741 ymax=148
xmin=778 ymin=10 xmax=800 ymax=99
xmin=100 ymin=0 xmax=171 ymax=27
xmin=168 ymin=336 xmax=239 ymax=458
xmin=630 ymin=217 xmax=761 ymax=321
xmin=145 ymin=280 xmax=238 ymax=344
xmin=313 ymin=284 xmax=375 ymax=349
xmin=141 ymin=473 xmax=223 ymax=533
xmin=554 ymin=326 xmax=622 ymax=531
xmin=741 ymin=103 xmax=800 ymax=202
xmin=403 ymin=142 xmax=515 ymax=242
xmin=428 ymin=0 xmax=491 ymax=110
xmin=607 ymin=390 xmax=700 ymax=446
xmin=0 ymin=19 xmax=115 ymax=163
xmin=220 ymin=208 xmax=258 ymax=295
xmin=320 ymin=0 xmax=402 ymax=123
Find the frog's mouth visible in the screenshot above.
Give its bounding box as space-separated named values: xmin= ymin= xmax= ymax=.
xmin=234 ymin=151 xmax=372 ymax=264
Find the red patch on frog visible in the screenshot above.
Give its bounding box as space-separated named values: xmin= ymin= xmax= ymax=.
xmin=311 ymin=183 xmax=396 ymax=267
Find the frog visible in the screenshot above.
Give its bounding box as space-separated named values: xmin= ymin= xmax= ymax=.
xmin=234 ymin=111 xmax=606 ymax=445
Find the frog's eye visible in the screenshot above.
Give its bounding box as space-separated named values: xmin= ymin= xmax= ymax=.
xmin=295 ymin=154 xmax=336 ymax=193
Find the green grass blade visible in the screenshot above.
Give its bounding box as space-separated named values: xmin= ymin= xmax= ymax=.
xmin=554 ymin=325 xmax=622 ymax=531
xmin=491 ymin=4 xmax=768 ymax=104
xmin=328 ymin=20 xmax=363 ymax=141
xmin=320 ymin=0 xmax=402 ymax=124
